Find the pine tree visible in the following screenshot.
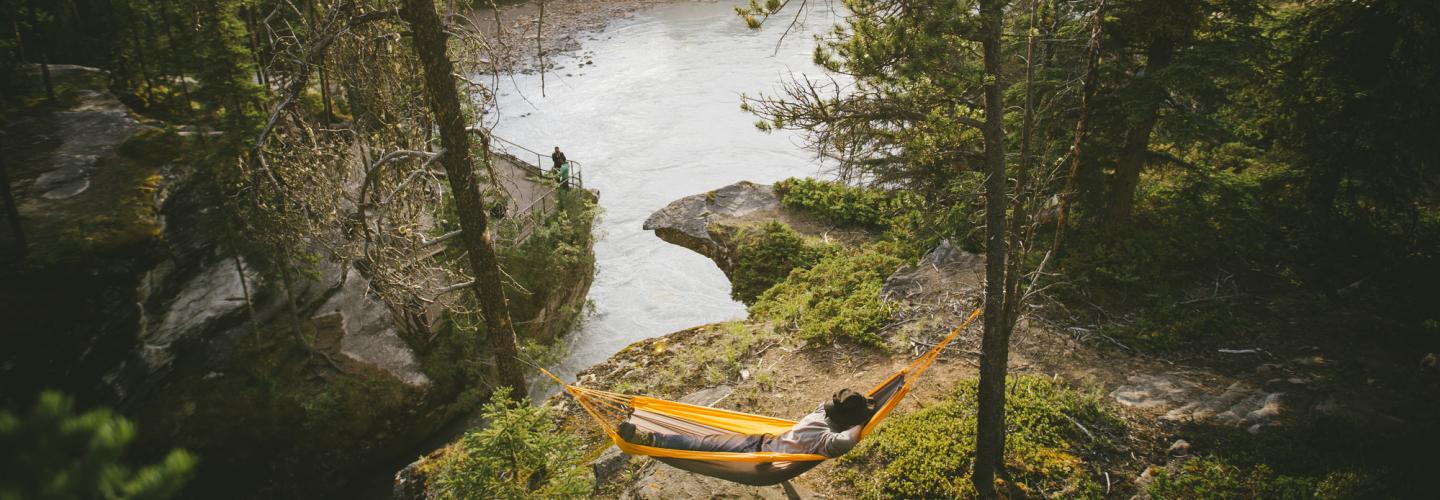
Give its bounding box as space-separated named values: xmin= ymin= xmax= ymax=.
xmin=0 ymin=392 xmax=196 ymax=499
xmin=400 ymin=0 xmax=528 ymax=401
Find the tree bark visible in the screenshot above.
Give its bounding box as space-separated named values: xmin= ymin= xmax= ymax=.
xmin=972 ymin=1 xmax=1011 ymax=497
xmin=0 ymin=133 xmax=26 ymax=256
xmin=1052 ymin=0 xmax=1105 ymax=255
xmin=400 ymin=0 xmax=527 ymax=401
xmin=25 ymin=2 xmax=56 ymax=103
xmin=1106 ymin=38 xmax=1173 ymax=223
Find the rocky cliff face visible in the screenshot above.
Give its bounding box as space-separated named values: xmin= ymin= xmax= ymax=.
xmin=0 ymin=65 xmax=597 ymax=498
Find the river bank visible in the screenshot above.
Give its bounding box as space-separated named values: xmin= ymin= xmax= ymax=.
xmin=552 ymin=180 xmax=1405 ymax=498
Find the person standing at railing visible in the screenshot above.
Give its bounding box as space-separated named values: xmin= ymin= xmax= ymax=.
xmin=552 ymin=146 xmax=571 ymax=190
xmin=551 ymin=147 xmax=567 ymax=170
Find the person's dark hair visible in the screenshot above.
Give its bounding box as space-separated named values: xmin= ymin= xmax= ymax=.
xmin=824 ymin=389 xmax=875 ymax=428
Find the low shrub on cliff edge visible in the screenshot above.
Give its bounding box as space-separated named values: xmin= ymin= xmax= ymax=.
xmin=428 ymin=392 xmax=592 ymax=500
xmin=729 ymin=221 xmax=837 ymax=304
xmin=836 ymin=376 xmax=1124 ymax=498
xmin=749 ymin=242 xmax=904 ymax=347
xmin=773 ymin=177 xmax=912 ymax=229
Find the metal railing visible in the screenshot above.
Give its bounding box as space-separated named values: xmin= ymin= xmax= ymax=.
xmin=534 ymin=154 xmax=584 ymax=190
xmin=495 ymin=185 xmax=564 ymax=246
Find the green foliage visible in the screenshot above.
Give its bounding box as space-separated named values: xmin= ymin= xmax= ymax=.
xmin=0 ymin=391 xmax=196 ymax=500
xmin=1146 ymin=458 xmax=1384 ymax=500
xmin=750 ymin=242 xmax=904 ymax=347
xmin=1143 ymin=415 xmax=1436 ymax=500
xmin=773 ymin=177 xmax=913 ymax=229
xmin=729 ymin=221 xmax=837 ymax=303
xmin=1055 ymin=147 xmax=1439 ymax=351
xmin=495 ymin=189 xmax=599 ymax=341
xmin=836 ymin=376 xmax=1123 ymax=498
xmin=1269 ymin=0 xmax=1440 ymax=216
xmin=429 ymin=189 xmax=598 ymax=392
xmin=429 ymin=392 xmax=592 ymax=500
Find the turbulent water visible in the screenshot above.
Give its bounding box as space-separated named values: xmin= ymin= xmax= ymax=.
xmin=484 ymin=2 xmax=843 ymax=398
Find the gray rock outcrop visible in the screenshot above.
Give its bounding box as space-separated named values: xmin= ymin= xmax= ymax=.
xmin=642 ymin=181 xmax=781 ymax=273
xmin=25 ymin=66 xmax=144 ymax=201
xmin=882 ymin=239 xmax=986 ymax=300
xmin=317 ymin=269 xmax=431 ymax=387
xmin=1111 ymin=373 xmax=1285 ymax=433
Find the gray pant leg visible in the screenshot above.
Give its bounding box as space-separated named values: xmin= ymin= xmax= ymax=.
xmin=652 ymin=432 xmax=767 ymax=453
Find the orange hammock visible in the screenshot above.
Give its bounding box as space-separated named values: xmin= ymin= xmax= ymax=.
xmin=540 ymin=307 xmax=983 ymax=486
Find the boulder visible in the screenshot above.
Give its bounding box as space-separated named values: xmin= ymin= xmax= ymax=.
xmin=316 ymin=268 xmax=431 ymax=387
xmin=881 ymin=239 xmax=985 ymax=300
xmin=591 ymin=445 xmax=631 ymax=492
xmin=1111 ymin=373 xmax=1286 ymax=430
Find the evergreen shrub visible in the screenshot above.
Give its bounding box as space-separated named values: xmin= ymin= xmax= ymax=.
xmin=429 ymin=392 xmax=592 ymax=499
xmin=729 ymin=221 xmax=837 ymax=304
xmin=836 ymin=376 xmax=1122 ymax=498
xmin=749 ymin=242 xmax=904 ymax=347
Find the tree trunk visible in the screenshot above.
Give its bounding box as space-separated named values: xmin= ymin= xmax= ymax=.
xmin=319 ymin=64 xmax=333 ymax=123
xmin=155 ymin=4 xmax=194 ymax=110
xmin=1106 ymin=38 xmax=1173 ymax=223
xmin=25 ymin=3 xmax=56 ymax=103
xmin=1052 ymin=0 xmax=1105 ymax=255
xmin=972 ymin=1 xmax=1011 ymax=498
xmin=304 ymin=1 xmax=334 ymax=122
xmin=1005 ymin=1 xmax=1038 ymax=328
xmin=244 ymin=5 xmax=268 ymax=95
xmin=1 ymin=133 xmax=27 ymax=256
xmin=39 ymin=54 xmax=55 ymax=104
xmin=400 ymin=0 xmax=527 ymax=401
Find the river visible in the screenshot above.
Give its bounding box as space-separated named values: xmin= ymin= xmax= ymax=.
xmin=483 ymin=1 xmax=844 ymax=399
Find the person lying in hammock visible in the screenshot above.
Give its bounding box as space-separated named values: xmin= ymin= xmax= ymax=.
xmin=617 ymin=389 xmax=876 ymax=458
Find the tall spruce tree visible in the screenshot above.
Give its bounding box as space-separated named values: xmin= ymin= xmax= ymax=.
xmin=400 ymin=0 xmax=527 ymax=401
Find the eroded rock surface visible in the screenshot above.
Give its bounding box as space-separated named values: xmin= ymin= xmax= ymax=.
xmin=25 ymin=66 xmax=144 ymax=201
xmin=643 ymin=181 xmax=781 ymax=271
xmin=138 ymin=252 xmax=260 ymax=373
xmin=318 ymin=269 xmax=431 ymax=387
xmin=1112 ymin=373 xmax=1285 ymax=433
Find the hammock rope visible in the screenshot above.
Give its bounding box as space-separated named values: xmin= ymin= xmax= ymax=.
xmin=539 ymin=307 xmax=982 ymax=485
